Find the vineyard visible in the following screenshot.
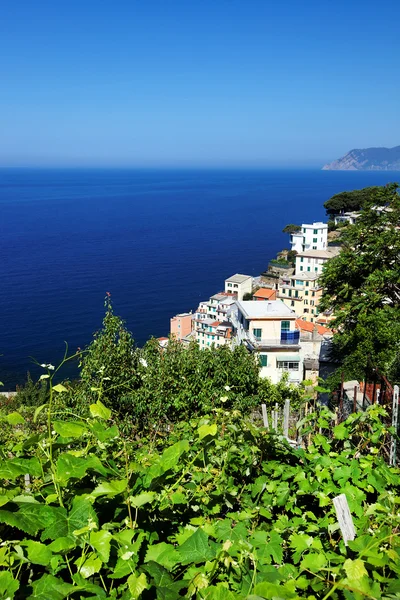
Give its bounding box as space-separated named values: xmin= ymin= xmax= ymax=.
xmin=0 ymin=383 xmax=399 ymax=599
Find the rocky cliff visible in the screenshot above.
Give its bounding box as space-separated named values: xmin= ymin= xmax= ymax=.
xmin=322 ymin=146 xmax=400 ymax=171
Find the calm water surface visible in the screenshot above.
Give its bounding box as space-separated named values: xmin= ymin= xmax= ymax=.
xmin=0 ymin=168 xmax=396 ymax=386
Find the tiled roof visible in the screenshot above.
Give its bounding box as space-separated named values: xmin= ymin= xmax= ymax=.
xmin=253 ymin=288 xmax=276 ymax=299
xmin=295 ymin=319 xmax=332 ymax=335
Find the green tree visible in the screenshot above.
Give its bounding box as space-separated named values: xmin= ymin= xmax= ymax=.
xmin=282 ymin=223 xmax=301 ymax=234
xmin=319 ymin=183 xmax=400 ymax=383
xmin=323 ymin=185 xmax=384 ymax=215
xmin=80 ymin=294 xmax=141 ymax=410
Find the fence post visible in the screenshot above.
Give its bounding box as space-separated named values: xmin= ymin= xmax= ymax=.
xmin=261 ymin=404 xmax=269 ymax=429
xmin=390 ymin=385 xmax=399 ymax=466
xmin=273 ymin=403 xmax=278 ymax=430
xmin=283 ymin=399 xmax=290 ymax=438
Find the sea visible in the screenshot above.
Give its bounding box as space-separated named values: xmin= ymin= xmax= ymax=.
xmin=0 ymin=167 xmax=397 ymax=387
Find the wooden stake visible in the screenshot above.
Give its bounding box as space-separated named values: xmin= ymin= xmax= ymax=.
xmin=261 ymin=404 xmax=269 ymax=429
xmin=333 ymin=494 xmax=356 ymax=546
xmin=390 ymin=385 xmax=399 ymax=466
xmin=283 ymin=399 xmax=290 ymax=438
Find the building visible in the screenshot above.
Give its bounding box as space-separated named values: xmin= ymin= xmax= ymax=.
xmin=224 ymin=274 xmax=253 ymax=301
xmin=193 ymin=293 xmax=237 ymax=323
xmin=278 ymin=272 xmax=322 ymax=322
xmin=193 ymin=318 xmax=233 ymax=348
xmin=295 ymin=319 xmax=333 ymax=385
xmin=290 ymin=222 xmax=328 ymax=253
xmin=170 ymin=312 xmax=193 ymax=340
xmin=253 ymin=287 xmax=277 ymax=301
xmin=231 ymin=300 xmax=302 ymax=384
xmin=295 ymin=248 xmax=339 ymax=276
xmin=334 ymin=211 xmax=359 ymax=225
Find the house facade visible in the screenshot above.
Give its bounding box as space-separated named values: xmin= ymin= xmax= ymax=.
xmin=290 ymin=222 xmax=328 ymax=253
xmin=231 ymin=300 xmax=302 ymax=384
xmin=193 ymin=318 xmax=233 ymax=348
xmin=278 ymin=273 xmax=322 ymax=322
xmin=170 ymin=312 xmax=193 ymax=340
xmin=295 ymin=248 xmax=339 ymax=276
xmin=224 ymin=274 xmax=253 ymax=301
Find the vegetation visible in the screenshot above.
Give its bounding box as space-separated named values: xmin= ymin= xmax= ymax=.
xmin=319 ymin=183 xmax=400 ymax=384
xmin=0 ymin=372 xmax=399 ymax=599
xmin=282 ymin=224 xmax=301 ymax=234
xmin=323 ymin=185 xmax=385 ymax=216
xmin=242 ymin=292 xmax=253 ymax=301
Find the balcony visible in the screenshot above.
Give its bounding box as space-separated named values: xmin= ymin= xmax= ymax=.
xmin=246 ymin=331 xmax=300 ymax=350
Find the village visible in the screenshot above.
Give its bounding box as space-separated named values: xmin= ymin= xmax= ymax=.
xmin=166 ymin=220 xmax=340 ymax=388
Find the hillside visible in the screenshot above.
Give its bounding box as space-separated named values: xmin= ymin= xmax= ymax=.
xmin=323 ymin=145 xmax=400 ymax=171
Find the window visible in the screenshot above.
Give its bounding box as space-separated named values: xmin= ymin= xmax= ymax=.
xmin=315 ymin=267 xmax=318 ymax=272
xmin=313 ymin=229 xmax=318 ymax=234
xmin=312 ymin=291 xmax=315 ymax=297
xmin=305 ymin=290 xmax=308 ymax=296
xmin=305 ymin=281 xmax=309 ymax=287
xmin=291 ymin=301 xmax=295 ymax=307
xmin=277 ymin=361 xmax=299 ymax=371
xmin=300 ymin=257 xmax=304 ymax=262
xmin=300 ymin=266 xmax=303 ymax=272
xmin=303 ymin=228 xmax=306 ymax=233
xmin=294 ymin=290 xmax=298 ymax=298
xmin=307 ymin=267 xmax=311 ymax=272
xmin=310 ymin=318 xmax=314 ymax=322
xmin=304 ymin=299 xmax=308 ymax=305
xmin=295 ymin=280 xmax=303 ymax=286
xmin=288 ymin=289 xmax=292 ymax=297
xmin=304 ymin=308 xmax=309 ymax=313
xmin=253 ymin=328 xmax=262 ymax=340
xmin=281 ymin=321 xmax=290 ymax=331
xmin=228 ymin=283 xmax=232 ymax=287
xmin=312 ymin=246 xmax=317 ymax=250
xmin=310 ymin=300 xmax=314 ymax=306
xmin=313 ymin=237 xmax=317 ymax=243
xmin=259 ymin=355 xmax=268 ymax=367
xmin=234 ymin=284 xmax=238 ymax=288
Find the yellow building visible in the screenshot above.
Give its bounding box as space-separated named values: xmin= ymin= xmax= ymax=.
xmin=278 ymin=272 xmax=322 ymax=323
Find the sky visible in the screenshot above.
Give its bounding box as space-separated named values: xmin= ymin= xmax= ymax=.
xmin=1 ymin=0 xmax=399 ymax=167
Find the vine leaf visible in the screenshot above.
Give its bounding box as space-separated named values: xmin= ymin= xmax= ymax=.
xmin=177 ymin=528 xmax=215 ymax=565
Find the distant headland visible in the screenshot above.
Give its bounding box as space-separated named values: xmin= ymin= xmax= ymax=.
xmin=322 ymin=145 xmax=400 ymax=171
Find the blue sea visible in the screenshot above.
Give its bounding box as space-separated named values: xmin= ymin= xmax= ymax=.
xmin=0 ymin=168 xmax=397 ymax=387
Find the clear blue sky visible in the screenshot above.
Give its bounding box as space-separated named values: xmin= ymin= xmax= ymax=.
xmin=1 ymin=0 xmax=399 ymax=167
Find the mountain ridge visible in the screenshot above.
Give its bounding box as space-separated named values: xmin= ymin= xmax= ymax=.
xmin=322 ymin=146 xmax=400 ymax=171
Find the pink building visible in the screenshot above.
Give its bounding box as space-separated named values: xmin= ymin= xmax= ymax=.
xmin=170 ymin=312 xmax=193 ymax=340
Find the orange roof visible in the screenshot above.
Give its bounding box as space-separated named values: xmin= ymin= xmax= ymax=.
xmin=210 ymin=321 xmax=222 ymax=327
xmin=295 ymin=319 xmax=332 ymax=335
xmin=253 ymin=288 xmax=277 ymax=299
xmin=158 ymin=337 xmax=169 ymax=341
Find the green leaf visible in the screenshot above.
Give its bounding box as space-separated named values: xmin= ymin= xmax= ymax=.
xmin=89 ymin=400 xmax=111 ymax=420
xmin=300 ymin=552 xmax=327 ymax=572
xmin=0 ymin=571 xmax=19 ymax=599
xmin=27 ymin=574 xmax=75 ymax=600
xmin=90 ymin=529 xmax=112 ymax=562
xmin=333 ymin=422 xmax=349 ymax=440
xmin=52 ymin=384 xmax=68 ymax=393
xmin=145 ymin=542 xmax=181 ymax=569
xmin=34 ymin=404 xmax=48 ymax=423
xmin=23 ymin=540 xmax=52 ymax=566
xmin=0 ymin=503 xmax=62 ymax=537
xmin=55 ymin=453 xmax=109 ymax=484
xmin=146 ymin=440 xmax=189 ymax=484
xmin=75 ymin=552 xmax=102 ymax=579
xmin=198 ymin=423 xmax=217 ymax=440
xmin=177 ymin=528 xmax=215 ymax=565
xmin=5 ymin=412 xmax=25 ymax=425
xmin=130 ymin=492 xmax=155 ymax=508
xmin=48 ymin=537 xmax=75 ymax=553
xmin=253 ymin=582 xmax=297 ymax=598
xmin=41 ymin=496 xmax=98 ymax=541
xmin=343 ymin=558 xmax=368 ymax=581
xmin=0 ymin=457 xmax=42 ymax=480
xmin=91 ymin=478 xmax=128 ymax=498
xmin=53 ymin=421 xmax=87 ymax=438
xmin=127 ymin=573 xmax=149 ymax=599
xmin=267 ymin=531 xmax=283 ymax=564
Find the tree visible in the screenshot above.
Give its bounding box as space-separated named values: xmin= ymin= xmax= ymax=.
xmin=282 ymin=224 xmax=301 ymax=234
xmin=323 ymin=185 xmax=384 ymax=215
xmin=319 ymin=183 xmax=400 ymax=383
xmin=80 ymin=294 xmax=141 ymax=409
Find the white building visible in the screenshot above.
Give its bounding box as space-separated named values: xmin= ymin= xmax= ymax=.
xmin=295 ymin=248 xmax=340 ymax=277
xmin=290 ymin=222 xmax=328 ymax=253
xmin=231 ymin=300 xmax=302 ymax=384
xmin=334 ymin=212 xmax=359 ymax=225
xmin=225 ymin=274 xmax=253 ymax=301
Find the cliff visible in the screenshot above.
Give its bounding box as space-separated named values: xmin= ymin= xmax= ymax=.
xmin=322 ymin=146 xmax=400 ymax=171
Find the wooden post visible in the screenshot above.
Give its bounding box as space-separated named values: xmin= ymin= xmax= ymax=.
xmin=376 ymin=389 xmax=380 ymax=405
xmin=24 ymin=474 xmax=31 ymax=493
xmin=261 ymin=404 xmax=269 ymax=429
xmin=333 ymin=494 xmax=356 ymax=546
xmin=273 ymin=403 xmax=278 ymax=430
xmin=390 ymin=385 xmax=399 ymax=466
xmin=283 ymin=399 xmax=290 ymax=438
xmin=353 ymin=386 xmax=357 ymax=413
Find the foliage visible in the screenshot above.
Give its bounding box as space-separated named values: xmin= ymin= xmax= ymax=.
xmin=242 ymin=292 xmax=253 ymax=301
xmin=282 ymin=224 xmax=301 ymax=234
xmin=319 ymin=183 xmax=400 ymax=383
xmin=286 ymin=250 xmax=297 ymax=264
xmin=323 ymin=185 xmax=386 ymax=215
xmin=0 ymin=381 xmax=399 ymax=600
xmin=80 ymin=295 xmax=141 ymax=410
